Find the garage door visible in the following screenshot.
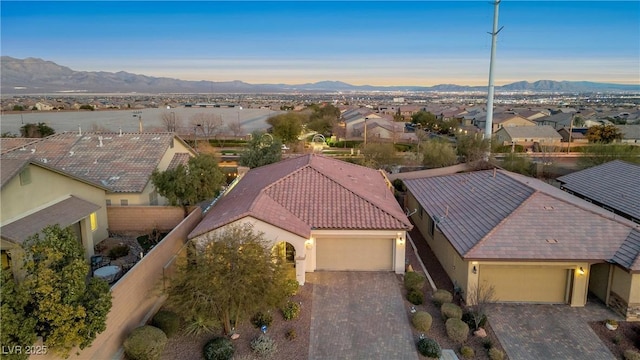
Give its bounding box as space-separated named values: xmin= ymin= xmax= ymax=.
xmin=316 ymin=237 xmax=393 ymax=271
xmin=479 ymin=265 xmax=568 ymax=303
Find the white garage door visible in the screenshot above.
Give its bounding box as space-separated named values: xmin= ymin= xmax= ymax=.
xmin=316 ymin=237 xmax=393 ymax=271
xmin=479 ymin=265 xmax=569 ymax=303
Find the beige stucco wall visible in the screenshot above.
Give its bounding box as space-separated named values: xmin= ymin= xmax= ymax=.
xmin=1 ymin=163 xmax=109 ymax=245
xmin=611 ymin=266 xmax=638 ymax=303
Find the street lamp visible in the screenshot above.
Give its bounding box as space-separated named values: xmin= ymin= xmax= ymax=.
xmin=364 ymin=117 xmax=369 ymax=146
xmin=194 ymin=124 xmax=202 ymax=150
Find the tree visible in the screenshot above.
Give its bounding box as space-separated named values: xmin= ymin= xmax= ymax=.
xmin=12 ymin=105 xmax=25 ymax=111
xmin=266 ymin=113 xmax=303 ymax=144
xmin=305 ymin=104 xmax=340 ymax=136
xmin=411 ymin=111 xmax=443 ymax=132
xmin=21 ymin=225 xmax=112 ymax=357
xmin=499 ymin=153 xmax=534 ymax=176
xmin=421 ymin=140 xmax=457 ymax=168
xmin=1 ymin=271 xmax=37 ymax=360
xmin=167 ymin=224 xmax=290 ymax=335
xmin=361 ymin=142 xmax=398 ymax=171
xmin=465 ymin=283 xmax=496 ymax=331
xmin=577 ymin=143 xmax=640 ymax=168
xmin=20 ymin=122 xmax=55 ymax=138
xmin=152 ymin=154 xmax=225 ymax=216
xmin=190 ymin=113 xmax=223 ymax=137
xmin=456 ymin=133 xmax=490 ymax=163
xmin=161 ymin=112 xmax=180 ymax=132
xmin=226 ymin=120 xmax=244 ymax=137
xmin=585 ymin=124 xmax=623 ymax=143
xmin=238 ymin=131 xmax=283 ymax=168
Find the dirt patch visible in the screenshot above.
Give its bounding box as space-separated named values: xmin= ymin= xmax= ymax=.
xmin=589 ymin=320 xmax=640 ymax=359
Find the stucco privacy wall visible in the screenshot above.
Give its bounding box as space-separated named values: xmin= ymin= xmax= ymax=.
xmin=609 ymin=267 xmax=640 ymax=321
xmin=31 ymin=208 xmax=203 ymax=360
xmin=106 ymin=206 xmax=188 ymax=233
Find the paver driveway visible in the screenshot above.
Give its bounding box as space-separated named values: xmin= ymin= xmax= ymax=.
xmin=307 ymin=272 xmax=418 ymax=360
xmin=487 ymin=299 xmax=621 ymax=360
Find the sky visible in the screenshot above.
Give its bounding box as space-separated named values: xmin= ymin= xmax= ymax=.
xmin=1 ymin=1 xmax=639 ymax=86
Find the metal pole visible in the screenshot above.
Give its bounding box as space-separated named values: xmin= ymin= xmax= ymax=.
xmin=364 ymin=117 xmax=368 ymax=146
xmin=484 ymin=0 xmax=503 ymax=152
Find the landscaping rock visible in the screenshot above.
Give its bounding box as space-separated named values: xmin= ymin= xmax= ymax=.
xmin=473 ymin=328 xmax=487 ymax=338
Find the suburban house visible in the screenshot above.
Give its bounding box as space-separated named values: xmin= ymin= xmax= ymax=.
xmin=557 ymin=160 xmax=640 ymax=224
xmin=1 ymin=132 xmax=196 ymax=207
xmin=188 ymin=154 xmax=413 ymax=285
xmin=341 ymin=108 xmax=382 ymax=138
xmin=616 ymin=125 xmax=640 ymax=144
xmin=534 ymin=112 xmax=576 ymax=130
xmin=403 ymin=169 xmax=639 ymax=320
xmin=558 ymin=127 xmax=589 ymax=144
xmin=494 ymin=125 xmax=562 ymax=150
xmin=474 ymin=112 xmax=536 ymax=133
xmin=1 ymin=158 xmax=109 ymax=274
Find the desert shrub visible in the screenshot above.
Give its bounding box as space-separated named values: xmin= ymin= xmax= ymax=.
xmin=441 ymin=302 xmax=463 ymax=320
xmin=281 ymin=301 xmax=301 ymax=321
xmin=625 ymin=349 xmax=640 ymax=360
xmin=432 ymin=289 xmax=453 ymax=307
xmin=462 ymin=310 xmax=487 ymax=331
xmin=123 ymin=325 xmax=167 ymax=360
xmin=416 ymin=337 xmax=441 ymax=358
xmin=285 ymin=328 xmax=296 ymax=341
xmin=488 ymin=347 xmax=505 ymax=360
xmin=251 ymin=311 xmax=273 ymax=328
xmin=482 ymin=338 xmax=493 ymax=349
xmin=251 ymin=334 xmax=277 ymax=358
xmin=407 ymin=289 xmax=424 ymax=305
xmin=404 ymin=271 xmax=425 ymax=292
xmin=108 ymin=244 xmax=129 ymax=259
xmin=151 ymin=310 xmax=181 ymax=338
xmin=412 ymin=311 xmax=433 ymax=332
xmin=460 ymin=345 xmax=475 ymax=359
xmin=183 ymin=315 xmax=217 ymax=336
xmin=446 ymin=318 xmax=469 ymax=343
xmin=203 ymin=337 xmax=234 ymax=360
xmin=284 ymin=279 xmax=299 ymax=297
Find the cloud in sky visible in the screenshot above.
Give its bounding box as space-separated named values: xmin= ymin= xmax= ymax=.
xmin=1 ymin=1 xmax=638 ymax=86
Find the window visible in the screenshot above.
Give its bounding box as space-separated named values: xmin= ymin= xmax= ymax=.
xmin=419 ymin=205 xmax=424 ymax=219
xmin=90 ymin=212 xmax=97 ymax=231
xmin=120 ymin=199 xmax=129 ymax=206
xmin=19 ymin=168 xmax=31 ymax=185
xmin=428 ymin=216 xmax=435 ymax=237
xmin=105 ymin=199 xmax=112 ymax=206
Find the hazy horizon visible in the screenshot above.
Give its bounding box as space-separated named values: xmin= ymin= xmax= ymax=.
xmin=2 ymin=1 xmax=639 ymax=87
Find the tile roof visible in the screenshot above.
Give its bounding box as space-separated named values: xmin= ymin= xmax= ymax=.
xmin=0 ymin=159 xmax=28 ymax=189
xmin=167 ymin=153 xmax=191 ymax=170
xmin=557 ymin=160 xmax=640 ymax=221
xmin=1 ymin=132 xmax=188 ymax=193
xmin=189 ymin=154 xmax=412 ymax=239
xmin=1 ymin=195 xmax=100 ymax=244
xmin=612 ymin=229 xmax=640 ymax=271
xmin=500 ymin=125 xmax=562 ymax=139
xmin=404 ymin=169 xmax=639 ymax=270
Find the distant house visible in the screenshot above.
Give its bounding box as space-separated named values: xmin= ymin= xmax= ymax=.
xmin=557 ymin=160 xmax=640 ymax=224
xmin=616 ymin=125 xmax=640 ymax=144
xmin=494 ymin=125 xmax=562 ymax=150
xmin=404 ymin=169 xmax=640 ymax=319
xmin=188 ymin=154 xmax=412 ymax=285
xmin=534 ymin=112 xmax=575 ymax=130
xmin=474 ymin=112 xmax=536 ymax=133
xmin=558 ymin=127 xmax=589 ymax=144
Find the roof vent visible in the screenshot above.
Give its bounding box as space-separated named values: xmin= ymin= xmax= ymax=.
xmin=69 ymin=151 xmax=74 ymax=156
xmin=544 ymin=206 xmax=554 ymax=210
xmin=30 ymin=148 xmax=36 ymax=154
xmin=545 ymin=239 xmax=558 ymax=244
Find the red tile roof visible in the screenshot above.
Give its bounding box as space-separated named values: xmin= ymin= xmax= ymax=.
xmin=189 ymin=154 xmax=412 ymax=239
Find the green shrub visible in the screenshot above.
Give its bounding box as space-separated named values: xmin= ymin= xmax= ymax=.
xmin=412 ymin=311 xmax=433 ymax=332
xmin=123 ymin=325 xmax=168 ymax=360
xmin=183 ymin=315 xmax=216 ymax=336
xmin=108 ymin=244 xmax=129 ymax=259
xmin=482 ymin=338 xmax=493 ymax=350
xmin=488 ymin=347 xmax=505 ymax=360
xmin=281 ymin=301 xmax=301 ymax=321
xmin=462 ymin=310 xmax=487 ymax=331
xmin=285 ymin=328 xmax=296 ymax=341
xmin=251 ymin=311 xmax=273 ymax=328
xmin=251 ymin=334 xmax=277 ymax=358
xmin=625 ymin=349 xmax=640 ymax=360
xmin=404 ymin=271 xmax=425 ymax=292
xmin=284 ymin=279 xmax=299 ymax=297
xmin=460 ymin=345 xmax=475 ymax=359
xmin=416 ymin=337 xmax=441 ymax=358
xmin=432 ymin=289 xmax=453 ymax=307
xmin=407 ymin=289 xmax=424 ymax=305
xmin=151 ymin=310 xmax=181 ymax=337
xmin=441 ymin=303 xmax=463 ymax=320
xmin=203 ymin=337 xmax=234 ymax=360
xmin=445 ymin=318 xmax=469 ymax=343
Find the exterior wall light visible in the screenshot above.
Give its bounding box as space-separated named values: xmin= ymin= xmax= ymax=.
xmin=472 ymin=265 xmax=478 ymax=274
xmin=578 ymin=267 xmax=585 ymax=275
xmin=305 ymin=239 xmax=313 ymax=249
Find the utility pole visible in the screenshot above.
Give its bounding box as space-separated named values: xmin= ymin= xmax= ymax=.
xmin=364 ymin=117 xmax=369 ymax=146
xmin=484 ymin=0 xmax=503 ymax=156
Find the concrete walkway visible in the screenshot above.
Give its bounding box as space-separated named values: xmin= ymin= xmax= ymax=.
xmin=307 ymin=272 xmax=418 ymax=360
xmin=487 ymin=299 xmax=621 ymax=360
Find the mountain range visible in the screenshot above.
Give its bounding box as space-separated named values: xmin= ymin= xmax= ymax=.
xmin=2 ymin=56 xmax=638 ymax=94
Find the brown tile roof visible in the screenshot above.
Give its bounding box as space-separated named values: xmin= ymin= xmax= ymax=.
xmin=1 ymin=132 xmax=189 ymax=193
xmin=1 ymin=195 xmax=100 ymax=244
xmin=0 ymin=138 xmax=39 ymax=153
xmin=0 ymin=159 xmax=28 ymax=189
xmin=189 ymin=154 xmax=412 ymax=239
xmin=404 ymin=169 xmax=639 ymax=270
xmin=167 ymin=153 xmax=191 ymax=170
xmin=612 ymin=229 xmax=640 ymax=272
